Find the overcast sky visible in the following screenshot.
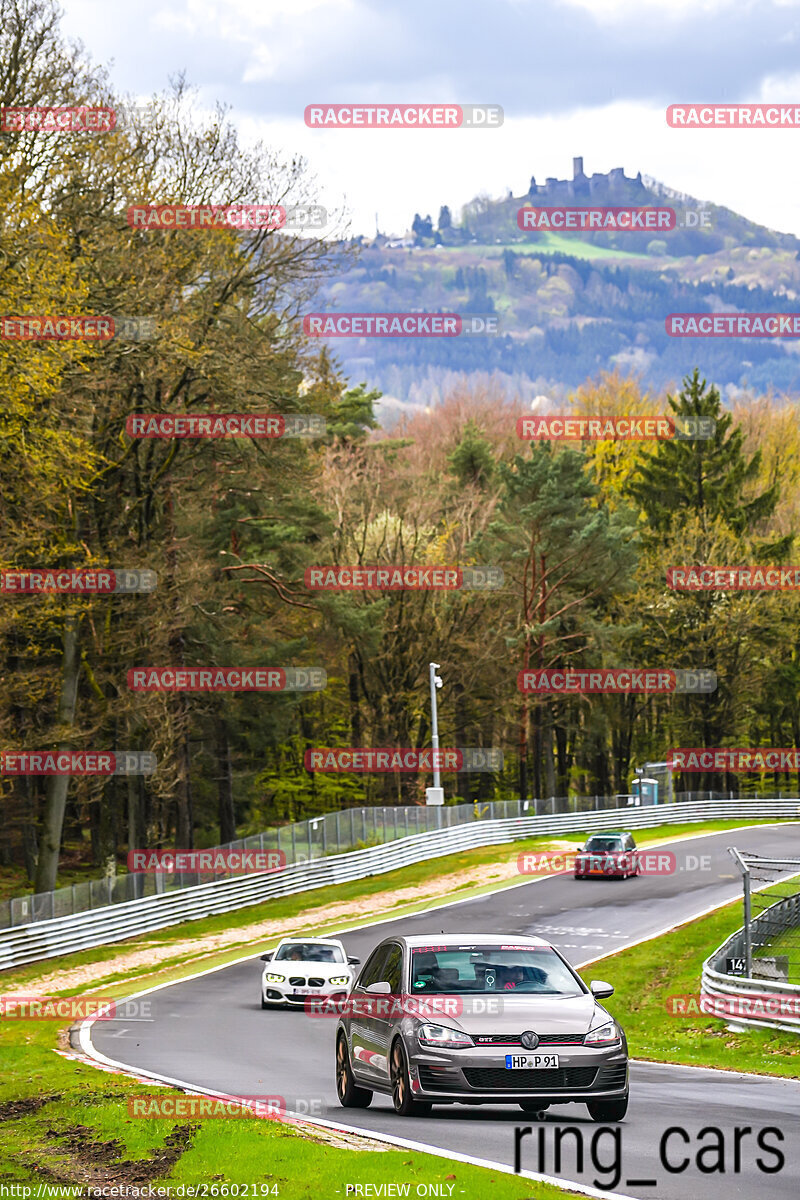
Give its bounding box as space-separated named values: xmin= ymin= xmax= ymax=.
xmin=59 ymin=0 xmax=800 ymax=238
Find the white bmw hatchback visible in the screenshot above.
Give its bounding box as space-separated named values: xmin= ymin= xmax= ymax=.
xmin=260 ymin=937 xmax=360 ymax=1008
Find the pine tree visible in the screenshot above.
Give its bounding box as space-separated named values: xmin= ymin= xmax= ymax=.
xmin=625 ymin=368 xmax=785 ymax=547
xmin=447 ymin=420 xmax=495 ymax=489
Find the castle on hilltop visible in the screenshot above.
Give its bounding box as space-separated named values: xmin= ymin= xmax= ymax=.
xmin=528 ymin=157 xmax=648 ymax=201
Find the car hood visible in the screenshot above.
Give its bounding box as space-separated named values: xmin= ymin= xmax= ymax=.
xmin=264 ymin=962 xmax=351 ymax=975
xmin=423 ymin=992 xmax=607 ymax=1035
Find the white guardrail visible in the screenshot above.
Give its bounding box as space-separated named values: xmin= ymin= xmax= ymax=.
xmin=1 ymin=798 xmax=799 ymax=971
xmin=702 ymin=893 xmax=800 ymax=1035
xmin=702 ymin=950 xmax=800 ymax=1035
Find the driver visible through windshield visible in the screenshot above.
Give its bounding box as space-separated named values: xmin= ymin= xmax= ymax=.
xmin=584 ymin=838 xmax=624 ymax=853
xmin=410 ymin=946 xmax=584 ymax=995
xmin=274 ymin=943 xmax=345 ymax=963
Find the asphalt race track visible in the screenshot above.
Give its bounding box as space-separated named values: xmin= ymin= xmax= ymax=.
xmin=90 ymin=824 xmax=800 ymax=1200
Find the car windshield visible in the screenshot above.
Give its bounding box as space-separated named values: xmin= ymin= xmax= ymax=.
xmin=410 ymin=946 xmax=583 ymax=995
xmin=274 ymin=943 xmax=345 ymax=963
xmin=584 ymin=837 xmax=624 ymax=852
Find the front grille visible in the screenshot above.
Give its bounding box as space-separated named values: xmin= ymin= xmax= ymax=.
xmin=595 ymin=1064 xmax=627 ymax=1089
xmin=289 ymin=976 xmax=305 ymax=987
xmin=463 ymin=1066 xmax=598 ymax=1091
xmin=309 ymin=977 xmax=325 ymax=988
xmin=473 ymin=1034 xmax=585 ymax=1046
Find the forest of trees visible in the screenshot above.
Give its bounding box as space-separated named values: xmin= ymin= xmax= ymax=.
xmin=4 ymin=3 xmax=800 ymax=893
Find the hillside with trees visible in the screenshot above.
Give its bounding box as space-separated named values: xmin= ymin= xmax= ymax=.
xmin=320 ymin=164 xmax=800 ymax=402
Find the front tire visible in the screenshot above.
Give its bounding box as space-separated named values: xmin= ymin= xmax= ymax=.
xmin=336 ymin=1034 xmax=372 ymax=1108
xmin=260 ymin=995 xmax=268 ymax=1009
xmin=587 ymin=1093 xmax=628 ymax=1122
xmin=390 ymin=1039 xmax=432 ymax=1117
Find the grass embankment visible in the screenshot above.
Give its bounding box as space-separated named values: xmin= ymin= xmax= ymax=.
xmin=0 ymin=1048 xmax=575 ymax=1198
xmin=587 ymin=891 xmax=800 ymax=1078
xmin=0 ymin=818 xmax=794 ymax=1192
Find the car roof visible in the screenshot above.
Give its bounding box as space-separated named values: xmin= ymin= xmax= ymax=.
xmin=276 ymin=936 xmax=344 ymax=946
xmin=398 ymin=933 xmax=553 ymax=950
xmin=586 ymin=831 xmax=631 ymax=838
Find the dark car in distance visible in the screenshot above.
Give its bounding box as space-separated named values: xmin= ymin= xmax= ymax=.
xmin=574 ymin=832 xmax=639 ymax=879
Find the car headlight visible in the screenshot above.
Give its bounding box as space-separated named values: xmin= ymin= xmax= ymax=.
xmin=329 ymin=976 xmax=350 ymax=986
xmin=417 ymin=1023 xmax=474 ymax=1049
xmin=264 ymin=973 xmax=286 ymax=983
xmin=585 ymin=1020 xmax=620 ymax=1046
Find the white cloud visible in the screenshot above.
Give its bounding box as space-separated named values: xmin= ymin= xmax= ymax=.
xmin=57 ymin=0 xmax=800 ymax=240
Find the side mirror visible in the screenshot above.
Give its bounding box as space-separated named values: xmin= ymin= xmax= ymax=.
xmin=590 ymin=980 xmax=614 ymax=999
xmin=348 ymin=956 xmax=361 ymax=966
xmin=260 ymin=952 xmax=273 ymax=962
xmin=365 ymin=981 xmax=391 ymax=995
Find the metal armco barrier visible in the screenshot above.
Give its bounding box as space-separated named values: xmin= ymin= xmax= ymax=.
xmin=1 ymin=798 xmax=799 ymax=970
xmin=703 ymin=872 xmax=800 ymax=1035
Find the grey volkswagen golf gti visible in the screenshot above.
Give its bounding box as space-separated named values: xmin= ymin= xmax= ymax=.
xmin=335 ymin=934 xmax=628 ymax=1119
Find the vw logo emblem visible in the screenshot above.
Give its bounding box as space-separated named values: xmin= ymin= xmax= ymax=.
xmin=520 ymin=1030 xmax=539 ymax=1049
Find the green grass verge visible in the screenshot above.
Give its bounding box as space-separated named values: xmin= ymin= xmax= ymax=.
xmin=435 ymin=237 xmax=651 ymax=261
xmin=0 ymin=1033 xmax=577 ymax=1196
xmin=0 ymin=817 xmax=792 ymax=1192
xmin=587 ymin=894 xmax=800 ymax=1078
